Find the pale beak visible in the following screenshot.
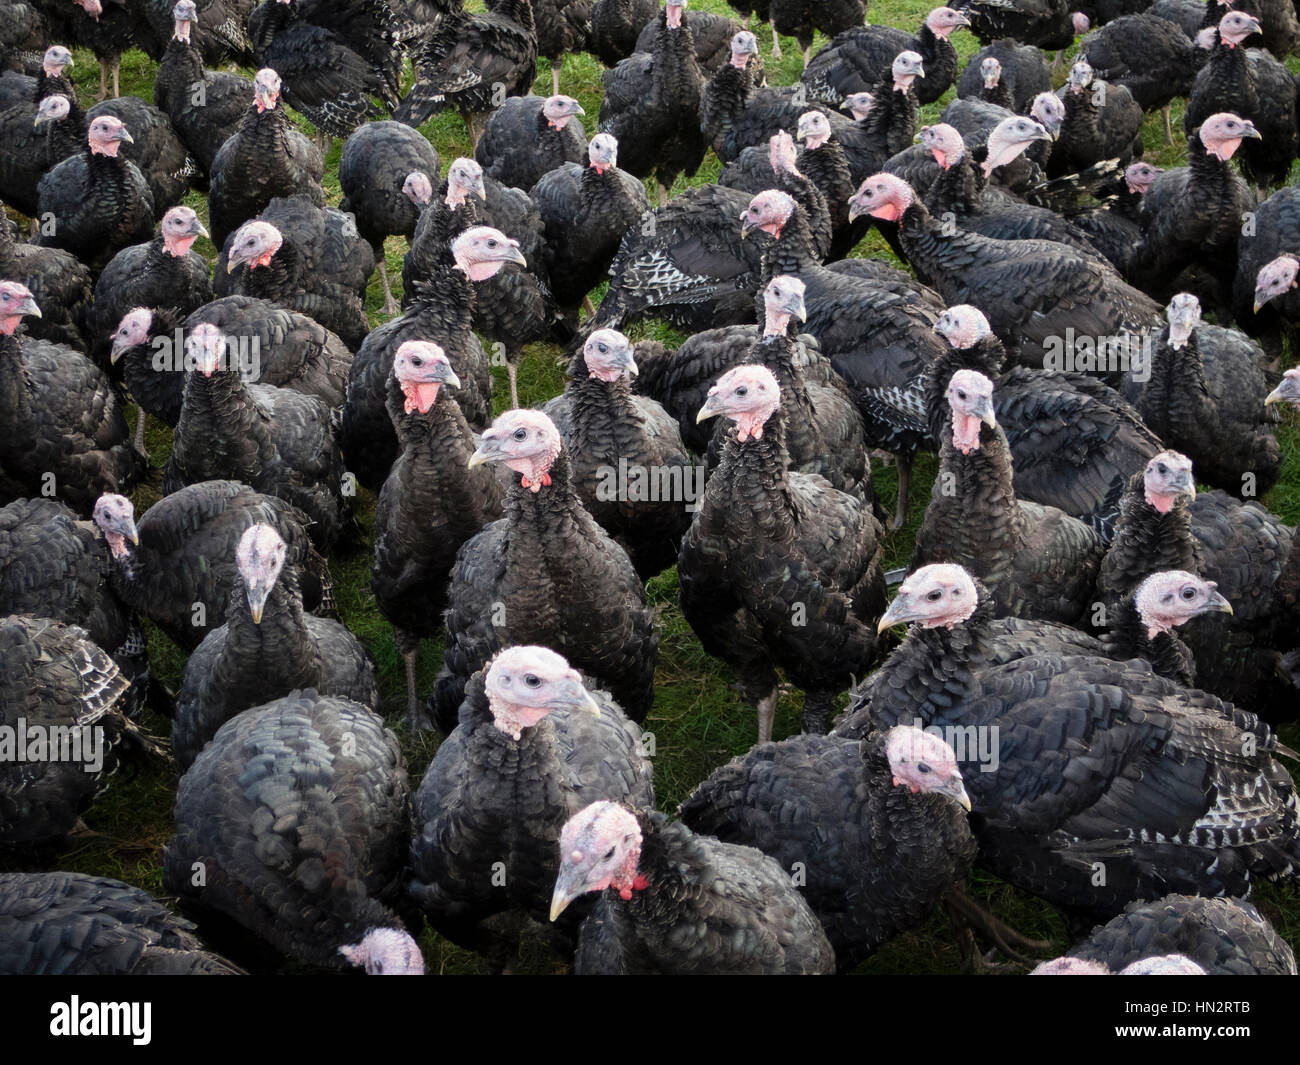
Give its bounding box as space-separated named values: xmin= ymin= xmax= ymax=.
xmin=877 ymin=593 xmax=919 ymax=633
xmin=935 ymin=776 xmax=972 ymax=811
xmin=1205 ymin=590 xmax=1233 ymax=615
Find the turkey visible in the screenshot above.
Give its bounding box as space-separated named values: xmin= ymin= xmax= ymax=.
xmin=162 ymin=322 xmax=354 ymax=550
xmin=679 ymin=725 xmax=976 ymax=972
xmin=59 ymin=0 xmax=141 ymax=101
xmin=530 ymin=134 xmax=650 ymax=329
xmin=540 ymin=328 xmax=694 ymax=579
xmin=132 ymin=0 xmax=255 ymax=61
xmin=848 ymin=173 xmax=1163 ymax=373
xmin=409 ymin=646 xmax=654 ymax=962
xmin=681 ymin=365 xmax=886 ymax=741
xmin=372 ymin=340 xmax=502 ymax=729
xmin=87 ymin=94 xmax=197 ymax=216
xmin=0 ymin=614 xmax=133 ymax=851
xmin=1234 ymin=184 xmax=1300 ymax=355
xmin=216 ymin=201 xmax=372 ymax=351
xmin=741 ymin=188 xmax=947 ymax=527
xmin=1093 ymin=451 xmax=1298 ymax=720
xmin=912 ymin=368 xmax=1104 ymax=623
xmin=588 ymin=0 xmax=658 ymax=66
xmin=174 ymin=524 xmax=378 ymax=770
xmin=957 ymin=0 xmax=1088 ymax=58
xmin=1060 ymin=895 xmax=1297 ymax=975
xmin=396 ymin=0 xmax=538 ymax=148
xmin=598 ymin=0 xmax=706 ymax=205
xmin=153 ymin=0 xmax=254 ymax=177
xmin=475 ymin=94 xmax=587 ymax=191
xmin=1127 ymin=113 xmax=1257 ymax=312
xmin=0 ymin=496 xmax=153 ymax=716
xmin=802 ymin=8 xmax=971 ymax=106
xmin=87 ymin=205 xmax=212 ymax=370
xmin=1044 ymin=57 xmax=1145 ymax=179
xmin=1124 ymin=293 xmax=1280 ymax=499
xmin=206 ymin=68 xmax=325 ymax=250
xmin=0 ymin=42 xmax=72 ymax=112
xmin=431 ymin=408 xmax=660 ymax=734
xmin=633 ymin=5 xmax=742 ymax=69
xmin=0 ymin=196 xmax=91 ymax=350
xmin=0 ymin=872 xmax=242 ymax=974
xmin=0 ymin=0 xmax=50 ymax=79
xmin=35 ymin=113 xmax=155 ymax=272
xmin=343 ymin=193 xmax=500 ymax=490
xmin=535 ymin=0 xmax=592 ymax=94
xmin=590 ymin=134 xmax=831 ymax=334
xmin=836 ymin=562 xmax=1300 ymax=924
xmin=338 ymin=120 xmax=440 ymax=315
xmin=1077 ymin=12 xmax=1199 ymax=142
xmin=927 ymin=304 xmax=1161 ymax=537
xmin=1184 ymin=12 xmax=1299 ymax=192
xmin=550 ymin=801 xmax=835 ymax=973
xmin=91 ymin=482 xmax=330 ymax=651
xmin=955 ymin=39 xmax=1051 ymax=112
xmin=768 ymin=0 xmax=866 ymax=70
xmin=0 ymin=282 xmax=145 ymax=515
xmin=0 ymin=90 xmax=84 ymax=219
xmin=248 ymin=0 xmax=402 ymax=141
xmin=164 ymin=690 xmax=424 ymax=974
xmin=967 ymin=55 xmax=1013 ymax=108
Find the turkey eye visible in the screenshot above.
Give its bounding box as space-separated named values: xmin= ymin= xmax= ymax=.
xmin=1156 ymin=464 xmax=1167 ymax=474
xmin=373 ymin=962 xmax=383 ymax=974
xmin=412 ymin=357 xmax=423 ymax=366
xmin=736 ymin=386 xmax=747 ymax=396
xmin=513 ymin=428 xmax=526 ymax=440
xmin=524 ymin=674 xmax=540 ymax=687
xmin=926 ymin=589 xmax=942 ymax=601
xmin=917 ymin=762 xmax=931 ymax=774
xmin=1182 ymin=588 xmax=1196 ymax=599
xmin=957 ymin=391 xmax=966 ymax=400
xmin=603 ymin=847 xmax=615 ymax=860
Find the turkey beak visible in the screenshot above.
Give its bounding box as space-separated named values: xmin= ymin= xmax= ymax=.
xmin=186 ymin=216 xmax=208 ymax=238
xmin=226 ymin=249 xmax=244 ymax=273
xmin=1205 ymin=589 xmax=1233 ymax=615
xmin=1240 ymin=123 xmax=1262 ymax=139
xmin=935 ymin=775 xmax=972 ymax=812
xmin=502 ymin=242 xmax=527 ymax=267
xmin=549 ymin=867 xmax=585 ymax=922
xmin=557 ymin=674 xmax=601 ymax=716
xmin=877 ymin=593 xmax=918 ymax=632
xmin=740 ymin=210 xmax=755 ymax=237
xmin=696 ymin=391 xmax=723 ymax=423
xmin=615 ymin=347 xmax=639 ymax=377
xmin=441 ymin=367 xmax=462 ymax=390
xmin=847 ymin=197 xmax=865 ymax=223
xmin=13 ymin=293 xmax=41 ymax=318
xmin=468 ymin=432 xmax=501 ymax=468
xmin=112 ymin=126 xmax=134 ymax=144
xmin=1265 ymin=378 xmax=1299 ymax=406
xmin=972 ymin=396 xmax=996 ymax=427
xmin=953 ymin=12 xmax=970 ymax=26
xmin=1171 ymin=470 xmax=1195 ymax=500
xmin=118 ymin=515 xmax=139 ymax=546
xmin=245 ymin=579 xmax=272 ymax=624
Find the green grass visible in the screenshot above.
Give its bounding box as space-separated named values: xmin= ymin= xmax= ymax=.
xmin=7 ymin=0 xmax=1300 ymax=975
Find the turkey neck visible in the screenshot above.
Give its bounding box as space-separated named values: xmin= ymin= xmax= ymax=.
xmin=250 ymin=0 xmax=293 ymax=53
xmin=651 ymin=12 xmax=702 ymax=106
xmin=701 ymin=62 xmax=752 ymax=147
xmin=239 ymin=241 xmax=302 ymax=299
xmin=930 ymin=416 xmax=1029 ymax=574
xmin=924 ymin=338 xmax=1006 ymax=444
xmin=1060 ymin=86 xmax=1106 ymax=161
xmin=407 ymin=258 xmax=476 ymax=339
xmin=492 ymin=0 xmax=536 ymax=33
xmin=1137 ymin=327 xmax=1214 ymax=442
xmin=1100 ymin=473 xmax=1202 ymax=599
xmin=565 ymin=351 xmax=647 ymax=464
xmin=213 ymin=570 xmax=319 ymax=703
xmin=240 ymin=106 xmax=310 ymax=186
xmin=924 ymin=154 xmax=983 ymax=216
xmin=799 ymin=139 xmax=853 ymax=229
xmin=896 ymin=199 xmax=984 ymax=282
xmin=702 ymin=406 xmax=801 ymax=545
xmin=174 ymin=368 xmax=269 ymax=483
xmin=1184 ymin=134 xmax=1245 ymax=247
xmin=864 ymin=77 xmax=919 ymax=158
xmin=759 ymin=205 xmax=818 ymax=284
xmin=34 ymin=69 xmax=75 ymax=105
xmin=1102 ymin=595 xmax=1195 ymax=685
xmin=157 ymin=36 xmax=203 ymax=107
xmin=864 ymin=587 xmax=999 ymax=730
xmin=749 ymin=330 xmax=818 ymax=436
xmin=501 ymin=451 xmax=603 ymax=562
xmin=1205 ymin=38 xmax=1257 ymax=116
xmin=0 ymin=332 xmax=35 ymax=429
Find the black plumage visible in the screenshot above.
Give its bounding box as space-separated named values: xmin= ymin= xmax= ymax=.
xmin=541 ymin=329 xmax=695 ymax=579
xmin=553 ymin=802 xmax=836 ymax=974
xmin=955 ymin=39 xmax=1051 ymax=111
xmin=0 ymin=872 xmax=242 ymax=975
xmin=133 ymin=0 xmax=256 ymax=67
xmin=0 ymin=92 xmax=83 ymax=218
xmin=1065 ymin=894 xmax=1297 ymax=975
xmin=476 ymin=93 xmax=587 ymax=191
xmin=680 ymin=365 xmax=886 ymax=740
xmin=679 ymin=726 xmax=977 ymax=972
xmin=409 ymin=649 xmax=654 ymax=957
xmin=371 ymin=339 xmax=502 ymax=728
xmin=535 ymin=0 xmax=592 ymax=93
xmin=174 ymin=525 xmax=376 ymax=770
xmin=0 ymin=197 xmax=91 ymax=349
xmin=206 ymin=68 xmax=325 ymax=249
xmin=164 ymin=690 xmax=422 ymax=973
xmin=87 ymin=95 xmax=197 ymax=215
xmin=587 ymin=0 xmax=658 ymax=66
xmin=248 ymin=0 xmax=402 ymax=138
xmin=94 ymin=479 xmax=331 ymax=651
xmin=0 ymin=285 xmax=145 ymax=516
xmin=0 ymin=615 xmax=131 ymax=851
xmin=431 ymin=409 xmax=660 ymax=735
